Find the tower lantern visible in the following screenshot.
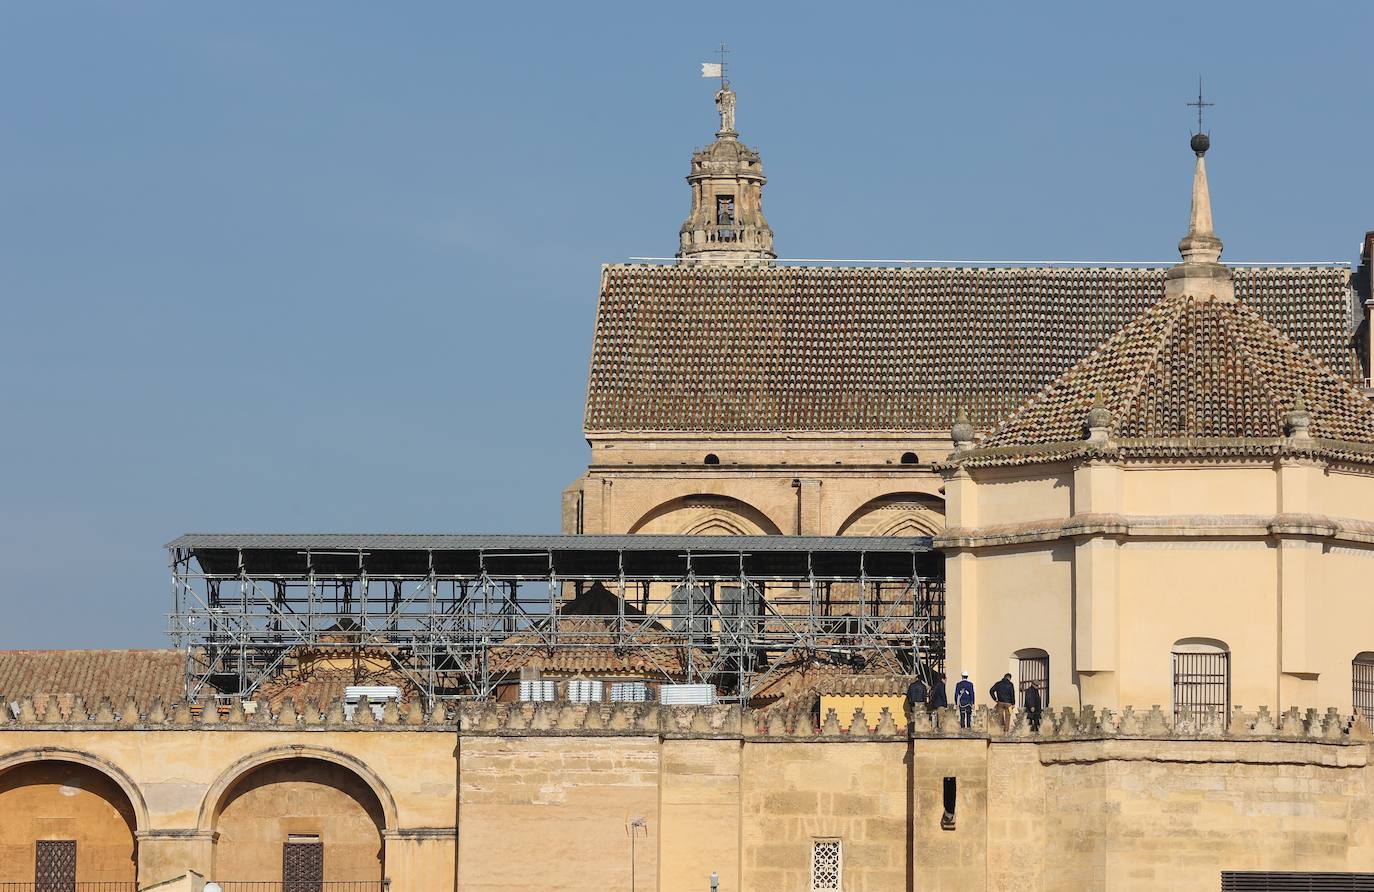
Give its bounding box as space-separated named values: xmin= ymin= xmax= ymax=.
xmin=677 ymin=60 xmax=775 ymax=265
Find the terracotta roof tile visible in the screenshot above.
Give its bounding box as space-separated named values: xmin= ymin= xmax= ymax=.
xmin=487 ymin=617 xmax=697 ymax=679
xmin=0 ymin=649 xmax=184 ymax=704
xmin=974 ymin=292 xmax=1374 ymax=454
xmin=586 ymin=265 xmax=1356 ymax=432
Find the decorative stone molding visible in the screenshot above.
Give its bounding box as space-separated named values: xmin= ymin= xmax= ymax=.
xmin=938 ymin=511 xmax=1374 ymax=550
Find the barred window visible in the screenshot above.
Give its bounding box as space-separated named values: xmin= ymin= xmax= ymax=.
xmin=1015 ymin=648 xmax=1049 ymax=706
xmin=1172 ymin=638 xmax=1230 ymax=719
xmin=812 ymin=838 xmax=841 ymax=891
xmin=1353 ymin=653 xmax=1374 ymax=722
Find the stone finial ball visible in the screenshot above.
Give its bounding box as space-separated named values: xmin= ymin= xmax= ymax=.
xmin=1190 ymin=132 xmax=1211 ymax=155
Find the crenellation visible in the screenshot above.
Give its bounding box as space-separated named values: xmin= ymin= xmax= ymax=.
xmin=65 ymin=696 xmax=87 ymax=724
xmin=848 ymin=708 xmax=869 ymax=737
xmin=277 ymin=698 xmax=299 ymax=726
xmin=0 ymin=694 xmax=1369 ymax=745
xmin=821 ymin=708 xmax=843 ymax=736
xmin=875 ymin=706 xmax=898 ymax=735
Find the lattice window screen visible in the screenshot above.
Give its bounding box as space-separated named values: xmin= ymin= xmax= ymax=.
xmin=35 ymin=840 xmax=77 ymax=892
xmin=283 ymin=841 xmax=324 ymax=892
xmin=811 ymin=838 xmax=841 ymax=891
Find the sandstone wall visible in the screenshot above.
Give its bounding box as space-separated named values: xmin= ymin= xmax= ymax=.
xmin=0 ymin=699 xmax=1373 ymax=890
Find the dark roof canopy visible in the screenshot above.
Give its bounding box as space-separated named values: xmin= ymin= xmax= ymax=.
xmin=585 ymin=264 xmax=1356 ymax=433
xmin=168 ymin=533 xmax=939 ymax=580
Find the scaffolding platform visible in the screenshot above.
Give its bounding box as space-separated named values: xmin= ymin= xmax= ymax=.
xmin=167 ymin=533 xmax=945 ymax=705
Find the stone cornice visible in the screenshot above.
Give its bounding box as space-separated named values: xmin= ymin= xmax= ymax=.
xmin=942 ymin=436 xmax=1374 ymax=471
xmin=936 ymin=512 xmax=1374 ymax=549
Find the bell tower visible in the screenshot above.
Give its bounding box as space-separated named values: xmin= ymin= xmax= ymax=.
xmin=677 ymin=75 xmax=775 ymax=265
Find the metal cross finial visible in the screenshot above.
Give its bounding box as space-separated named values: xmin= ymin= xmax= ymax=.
xmin=717 ymin=41 xmax=730 ymax=89
xmin=1187 ymin=77 xmax=1214 ymax=134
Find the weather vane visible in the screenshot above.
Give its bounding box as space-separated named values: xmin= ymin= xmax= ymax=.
xmin=701 ymin=42 xmax=730 ymax=90
xmin=1187 ymin=77 xmax=1214 ymax=134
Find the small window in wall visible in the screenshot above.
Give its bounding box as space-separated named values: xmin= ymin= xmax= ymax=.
xmin=1354 ymin=653 xmax=1374 ymax=722
xmin=704 ymin=453 xmax=720 ymax=465
xmin=811 ymin=838 xmax=842 ymax=891
xmin=1172 ymin=638 xmax=1230 ymax=720
xmin=900 ymin=452 xmax=919 ymax=465
xmin=1016 ymin=648 xmax=1049 ymax=706
xmin=941 ymin=777 xmax=957 ymax=830
xmin=283 ymin=834 xmax=324 ymax=892
xmin=35 ymin=840 xmax=76 ymax=892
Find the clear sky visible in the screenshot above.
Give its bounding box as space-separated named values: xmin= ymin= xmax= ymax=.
xmin=2 ymin=1 xmax=1370 ymax=648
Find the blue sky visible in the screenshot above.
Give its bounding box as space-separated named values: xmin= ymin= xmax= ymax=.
xmin=1 ymin=1 xmax=1370 ymax=647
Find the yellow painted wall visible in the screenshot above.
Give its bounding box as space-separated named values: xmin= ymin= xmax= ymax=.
xmin=818 ymin=694 xmax=905 ymax=730
xmin=946 ymin=455 xmax=1374 ymax=715
xmin=1121 ymin=466 xmax=1277 ymax=516
xmin=976 ymin=473 xmax=1073 ymax=525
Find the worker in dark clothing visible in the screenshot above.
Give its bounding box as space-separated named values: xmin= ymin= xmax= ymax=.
xmin=954 ymin=671 xmax=975 ymax=729
xmin=1024 ymin=683 xmax=1043 ymax=733
xmin=905 ymin=675 xmax=928 ymax=724
xmin=990 ymin=673 xmax=1016 ymax=731
xmin=929 ymin=673 xmax=948 ymax=710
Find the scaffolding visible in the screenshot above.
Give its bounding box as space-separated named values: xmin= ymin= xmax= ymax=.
xmin=168 ymin=533 xmax=944 ymax=706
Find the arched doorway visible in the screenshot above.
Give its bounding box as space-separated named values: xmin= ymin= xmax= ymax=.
xmin=208 ymin=755 xmax=388 ymax=886
xmin=0 ymin=758 xmax=139 ymax=885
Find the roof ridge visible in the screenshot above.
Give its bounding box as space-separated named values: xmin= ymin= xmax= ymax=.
xmin=1227 ymin=300 xmax=1291 ymax=437
xmin=1115 ymin=295 xmax=1186 ymax=432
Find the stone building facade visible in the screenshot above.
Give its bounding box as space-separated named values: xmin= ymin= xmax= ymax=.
xmin=564 ymin=87 xmax=1363 ymax=547
xmin=5 ymin=695 xmax=1374 ymax=892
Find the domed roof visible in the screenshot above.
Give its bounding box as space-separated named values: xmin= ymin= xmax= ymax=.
xmin=958 ymin=290 xmax=1374 ymax=465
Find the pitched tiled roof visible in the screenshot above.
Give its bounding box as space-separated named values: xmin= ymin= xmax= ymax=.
xmin=254 ymin=648 xmax=419 ymax=707
xmin=585 ymin=264 xmax=1356 ymax=432
xmin=487 ymin=617 xmax=697 ymax=679
xmin=0 ymin=649 xmax=185 ymax=705
xmin=970 ymin=292 xmax=1374 ymax=457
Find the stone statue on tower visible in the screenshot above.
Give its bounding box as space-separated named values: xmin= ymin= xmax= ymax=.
xmin=715 ymin=84 xmax=736 ymax=135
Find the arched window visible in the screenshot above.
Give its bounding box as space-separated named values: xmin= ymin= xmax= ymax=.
xmin=1014 ymin=648 xmax=1049 ymax=706
xmin=211 ymin=756 xmax=387 ymax=886
xmin=0 ymin=759 xmax=139 ymax=886
xmin=1172 ymin=638 xmax=1229 ymax=719
xmin=1353 ymin=653 xmax=1374 ymax=721
xmin=900 ymin=452 xmax=919 ymax=465
xmin=704 ymin=454 xmax=720 ymax=465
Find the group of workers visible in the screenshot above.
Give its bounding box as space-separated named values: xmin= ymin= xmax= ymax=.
xmin=905 ymin=670 xmax=1043 ymax=731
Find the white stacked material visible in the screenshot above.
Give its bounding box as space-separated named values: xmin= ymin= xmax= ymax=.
xmin=343 ymin=685 xmax=402 ymax=720
xmin=519 ymin=680 xmax=557 ymax=703
xmin=609 ymin=682 xmax=650 ymax=703
xmin=567 ymin=679 xmax=604 ymax=703
xmin=658 ymin=684 xmax=716 ymax=705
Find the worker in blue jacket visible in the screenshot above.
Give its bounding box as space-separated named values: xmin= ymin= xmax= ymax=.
xmin=954 ymin=671 xmax=975 ymax=729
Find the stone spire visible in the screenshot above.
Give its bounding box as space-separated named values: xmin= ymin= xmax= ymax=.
xmin=1164 ymin=131 xmax=1234 ymax=301
xmin=677 ymin=81 xmax=775 ymax=265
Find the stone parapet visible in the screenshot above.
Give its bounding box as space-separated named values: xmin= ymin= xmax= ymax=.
xmin=3 ymin=695 xmax=1370 ymax=747
xmin=0 ymin=693 xmax=449 ymax=730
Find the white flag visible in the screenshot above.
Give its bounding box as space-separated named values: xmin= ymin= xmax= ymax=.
xmin=700 ymin=62 xmax=723 ymax=78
